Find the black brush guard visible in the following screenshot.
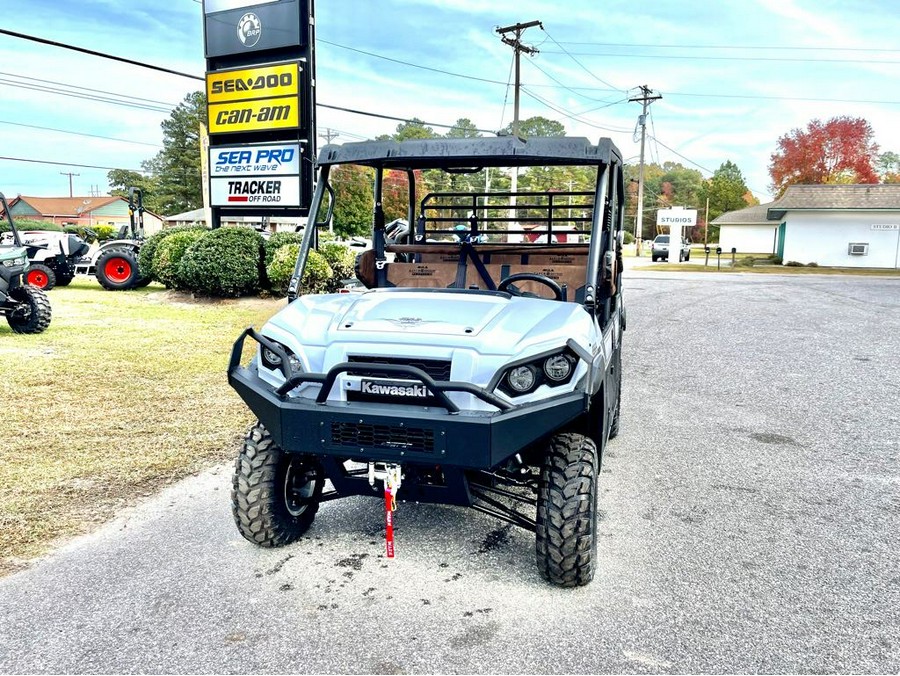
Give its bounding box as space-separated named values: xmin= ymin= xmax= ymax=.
xmin=227 ymin=328 xmax=588 ymax=526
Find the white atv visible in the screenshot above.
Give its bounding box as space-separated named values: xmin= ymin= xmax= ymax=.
xmin=228 ymin=136 xmax=625 ymax=587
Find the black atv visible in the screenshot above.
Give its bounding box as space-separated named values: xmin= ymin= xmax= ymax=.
xmin=0 ymin=193 xmax=52 ymax=334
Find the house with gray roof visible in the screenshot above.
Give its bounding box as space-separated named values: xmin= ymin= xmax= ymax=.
xmin=766 ymin=184 xmax=900 ymax=268
xmin=712 ymin=202 xmax=778 ymax=254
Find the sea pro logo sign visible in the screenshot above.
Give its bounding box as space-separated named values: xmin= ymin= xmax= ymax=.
xmin=211 ymin=177 xmax=302 ymax=206
xmin=207 ymin=63 xmax=301 ymax=134
xmin=211 ymin=143 xmax=301 ymax=176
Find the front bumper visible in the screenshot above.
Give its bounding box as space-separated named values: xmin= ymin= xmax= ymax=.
xmin=228 ymin=329 xmax=588 ymax=470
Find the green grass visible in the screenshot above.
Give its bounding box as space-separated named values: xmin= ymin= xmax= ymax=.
xmin=0 ymin=278 xmax=283 ymax=574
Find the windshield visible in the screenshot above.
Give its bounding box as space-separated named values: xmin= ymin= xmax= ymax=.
xmin=655 ymin=235 xmax=669 ymax=243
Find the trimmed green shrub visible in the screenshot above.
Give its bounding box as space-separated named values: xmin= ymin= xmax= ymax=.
xmin=139 ymin=225 xmax=209 ymax=280
xmin=264 ymin=231 xmax=305 ymax=266
xmin=267 ymin=245 xmax=333 ymax=296
xmin=768 ymin=255 xmax=783 ymax=265
xmin=319 ymin=242 xmax=356 ymax=291
xmin=1 ymin=219 xmax=63 ymax=233
xmin=154 ymin=230 xmax=206 ymax=289
xmin=806 ymin=261 xmax=818 ymax=267
xmin=785 ymin=260 xmax=803 ymax=267
xmin=622 ymin=231 xmax=635 ymax=245
xmin=179 ymin=227 xmax=265 ymax=297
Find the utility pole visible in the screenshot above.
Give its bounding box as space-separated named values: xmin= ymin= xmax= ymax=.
xmin=629 ymin=85 xmax=661 ymax=256
xmin=319 ymin=128 xmax=340 ymax=145
xmin=497 ymin=20 xmax=541 ymax=227
xmin=60 ymin=171 xmax=79 ymax=198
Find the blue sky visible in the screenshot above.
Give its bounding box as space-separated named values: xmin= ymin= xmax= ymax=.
xmin=1 ymin=0 xmax=899 ymax=209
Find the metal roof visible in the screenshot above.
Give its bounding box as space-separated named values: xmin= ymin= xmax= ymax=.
xmin=767 ymin=184 xmax=900 ymax=220
xmin=316 ymin=136 xmax=622 ymax=169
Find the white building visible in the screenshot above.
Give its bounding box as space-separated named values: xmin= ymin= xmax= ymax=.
xmin=767 ymin=185 xmax=900 ymax=269
xmin=713 ymin=202 xmax=778 ymax=254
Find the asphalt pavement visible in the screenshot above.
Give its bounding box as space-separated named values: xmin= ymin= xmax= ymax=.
xmin=1 ymin=270 xmax=898 ymax=674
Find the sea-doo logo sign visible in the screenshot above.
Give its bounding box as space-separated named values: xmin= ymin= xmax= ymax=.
xmin=361 ymin=380 xmax=429 ymax=398
xmin=237 ymin=12 xmax=261 ymax=47
xmin=211 ymin=143 xmax=301 ymax=176
xmin=207 ymin=63 xmax=300 ymax=103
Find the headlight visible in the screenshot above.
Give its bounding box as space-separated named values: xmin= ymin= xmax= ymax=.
xmin=543 ymin=354 xmax=573 ymax=381
xmin=495 ymin=348 xmax=579 ymax=397
xmin=2 ymin=257 xmax=26 ymax=268
xmin=260 ymin=340 xmax=303 ymax=374
xmin=507 ymin=365 xmax=537 ymax=393
xmin=262 ymin=347 xmax=282 ymax=366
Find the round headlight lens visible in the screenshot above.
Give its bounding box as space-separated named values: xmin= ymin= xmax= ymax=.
xmin=543 ymin=354 xmax=572 ymax=381
xmin=288 ymin=353 xmax=303 ymax=373
xmin=262 ymin=347 xmax=282 ymax=366
xmin=507 ymin=365 xmax=537 ymax=393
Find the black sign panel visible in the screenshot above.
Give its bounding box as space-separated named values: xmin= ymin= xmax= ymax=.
xmin=204 ymin=0 xmax=304 ymax=59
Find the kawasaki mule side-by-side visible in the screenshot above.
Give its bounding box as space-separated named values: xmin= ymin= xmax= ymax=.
xmin=228 ymin=136 xmax=625 ymax=587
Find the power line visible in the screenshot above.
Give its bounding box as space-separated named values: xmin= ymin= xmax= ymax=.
xmin=317 ymin=102 xmax=499 ymax=135
xmin=539 ymin=49 xmax=900 ymax=65
xmin=0 ymin=28 xmax=204 ymax=81
xmin=520 ymin=86 xmax=631 ymax=133
xmin=551 ymin=40 xmax=900 ymax=53
xmin=0 ymin=78 xmax=173 ymax=113
xmin=0 ymin=119 xmax=162 ymax=148
xmin=0 ymin=155 xmax=145 ymax=172
xmin=538 ymin=27 xmax=623 ymax=92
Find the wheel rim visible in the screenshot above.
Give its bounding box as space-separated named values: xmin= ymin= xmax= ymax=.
xmin=104 ymin=257 xmax=132 ymax=283
xmin=283 ymin=457 xmax=318 ymax=517
xmin=26 ymin=270 xmax=48 ymax=288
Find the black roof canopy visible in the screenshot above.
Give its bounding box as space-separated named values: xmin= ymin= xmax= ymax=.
xmin=316 ymin=136 xmax=622 ymax=170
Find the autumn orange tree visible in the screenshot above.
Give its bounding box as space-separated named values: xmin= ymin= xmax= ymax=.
xmin=769 ymin=116 xmax=879 ymax=197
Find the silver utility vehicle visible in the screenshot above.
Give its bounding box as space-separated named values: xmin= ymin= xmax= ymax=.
xmin=228 ymin=136 xmax=625 ymax=586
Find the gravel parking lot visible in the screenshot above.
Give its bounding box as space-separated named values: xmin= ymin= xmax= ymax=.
xmin=1 ymin=271 xmax=898 ymax=674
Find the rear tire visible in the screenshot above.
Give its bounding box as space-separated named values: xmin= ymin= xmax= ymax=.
xmin=535 ymin=432 xmax=599 ymax=587
xmin=232 ymin=422 xmax=324 ymax=547
xmin=6 ymin=285 xmax=52 ymax=334
xmin=25 ymin=264 xmax=56 ymax=291
xmin=95 ymin=247 xmax=140 ymax=290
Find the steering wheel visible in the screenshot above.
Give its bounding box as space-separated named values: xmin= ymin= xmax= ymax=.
xmin=497 ymin=273 xmax=563 ymax=301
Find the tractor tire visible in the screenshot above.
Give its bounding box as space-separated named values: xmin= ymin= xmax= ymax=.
xmin=6 ymin=285 xmax=52 ymax=334
xmin=25 ymin=264 xmax=56 ymax=291
xmin=232 ymin=422 xmax=324 ymax=547
xmin=95 ymin=247 xmax=140 ymax=290
xmin=535 ymin=432 xmax=599 ymax=587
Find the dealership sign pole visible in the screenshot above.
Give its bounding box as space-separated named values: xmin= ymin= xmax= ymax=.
xmin=202 ymin=0 xmax=316 ymax=227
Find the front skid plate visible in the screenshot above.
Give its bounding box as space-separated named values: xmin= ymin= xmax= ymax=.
xmin=229 ymin=366 xmax=587 ymax=470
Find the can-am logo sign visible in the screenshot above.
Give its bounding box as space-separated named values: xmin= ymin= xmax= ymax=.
xmin=237 ymin=13 xmax=261 ymax=47
xmin=211 ymin=143 xmax=301 ymax=176
xmin=211 ymin=177 xmax=301 ymax=206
